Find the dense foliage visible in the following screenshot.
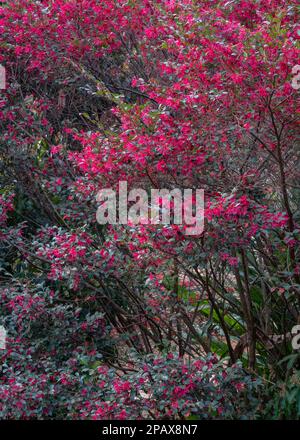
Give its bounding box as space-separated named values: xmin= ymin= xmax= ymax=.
xmin=0 ymin=0 xmax=299 ymax=419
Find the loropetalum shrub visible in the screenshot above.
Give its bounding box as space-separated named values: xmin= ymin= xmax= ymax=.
xmin=78 ymin=354 xmax=262 ymax=420
xmin=0 ymin=282 xmax=110 ymax=419
xmin=0 ymin=0 xmax=299 ymax=419
xmin=0 ymin=340 xmax=262 ymax=420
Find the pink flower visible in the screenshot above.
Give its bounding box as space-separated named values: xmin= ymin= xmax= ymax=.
xmin=113 ymin=380 xmax=131 ymax=394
